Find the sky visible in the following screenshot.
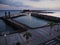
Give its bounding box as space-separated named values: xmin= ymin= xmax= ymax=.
xmin=0 ymin=0 xmax=60 ymax=10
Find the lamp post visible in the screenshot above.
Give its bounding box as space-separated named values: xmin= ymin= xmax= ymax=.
xmin=4 ymin=34 xmax=7 ymax=45
xmin=8 ymin=11 xmax=10 ymax=18
xmin=5 ymin=12 xmax=7 ymax=18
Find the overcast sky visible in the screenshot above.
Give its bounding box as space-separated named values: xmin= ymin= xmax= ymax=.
xmin=0 ymin=0 xmax=60 ymax=10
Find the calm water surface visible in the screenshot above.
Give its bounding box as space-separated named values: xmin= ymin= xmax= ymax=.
xmin=14 ymin=16 xmax=49 ymax=28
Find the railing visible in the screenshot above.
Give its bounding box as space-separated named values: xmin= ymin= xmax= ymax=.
xmin=38 ymin=23 xmax=60 ymax=45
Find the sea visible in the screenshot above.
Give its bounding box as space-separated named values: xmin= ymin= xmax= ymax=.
xmin=0 ymin=10 xmax=60 ymax=32
xmin=0 ymin=10 xmax=22 ymax=32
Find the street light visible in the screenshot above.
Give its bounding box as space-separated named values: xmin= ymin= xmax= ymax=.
xmin=4 ymin=34 xmax=7 ymax=45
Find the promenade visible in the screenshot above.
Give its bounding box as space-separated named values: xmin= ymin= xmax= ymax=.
xmin=0 ymin=23 xmax=60 ymax=45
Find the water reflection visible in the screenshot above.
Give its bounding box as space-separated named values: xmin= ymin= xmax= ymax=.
xmin=0 ymin=20 xmax=14 ymax=32
xmin=14 ymin=16 xmax=49 ymax=28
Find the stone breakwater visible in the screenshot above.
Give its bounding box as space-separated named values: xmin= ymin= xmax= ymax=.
xmin=31 ymin=13 xmax=60 ymax=22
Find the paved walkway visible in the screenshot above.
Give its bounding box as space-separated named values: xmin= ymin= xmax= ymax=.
xmin=0 ymin=24 xmax=60 ymax=45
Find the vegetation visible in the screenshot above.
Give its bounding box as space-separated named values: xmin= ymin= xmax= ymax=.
xmin=56 ymin=22 xmax=60 ymax=32
xmin=48 ymin=21 xmax=55 ymax=35
xmin=23 ymin=31 xmax=32 ymax=44
xmin=16 ymin=42 xmax=21 ymax=45
xmin=22 ymin=10 xmax=31 ymax=13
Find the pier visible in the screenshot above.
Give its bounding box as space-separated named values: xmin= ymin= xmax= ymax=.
xmin=1 ymin=13 xmax=26 ymax=19
xmin=2 ymin=18 xmax=27 ymax=32
xmin=31 ymin=13 xmax=60 ymax=22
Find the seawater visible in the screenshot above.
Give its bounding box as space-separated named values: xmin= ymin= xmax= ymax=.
xmin=0 ymin=10 xmax=22 ymax=17
xmin=0 ymin=10 xmax=21 ymax=32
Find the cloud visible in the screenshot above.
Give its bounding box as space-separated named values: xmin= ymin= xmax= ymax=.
xmin=22 ymin=0 xmax=60 ymax=9
xmin=0 ymin=4 xmax=35 ymax=10
xmin=30 ymin=0 xmax=40 ymax=2
xmin=0 ymin=0 xmax=60 ymax=10
xmin=0 ymin=4 xmax=18 ymax=10
xmin=0 ymin=0 xmax=23 ymax=7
